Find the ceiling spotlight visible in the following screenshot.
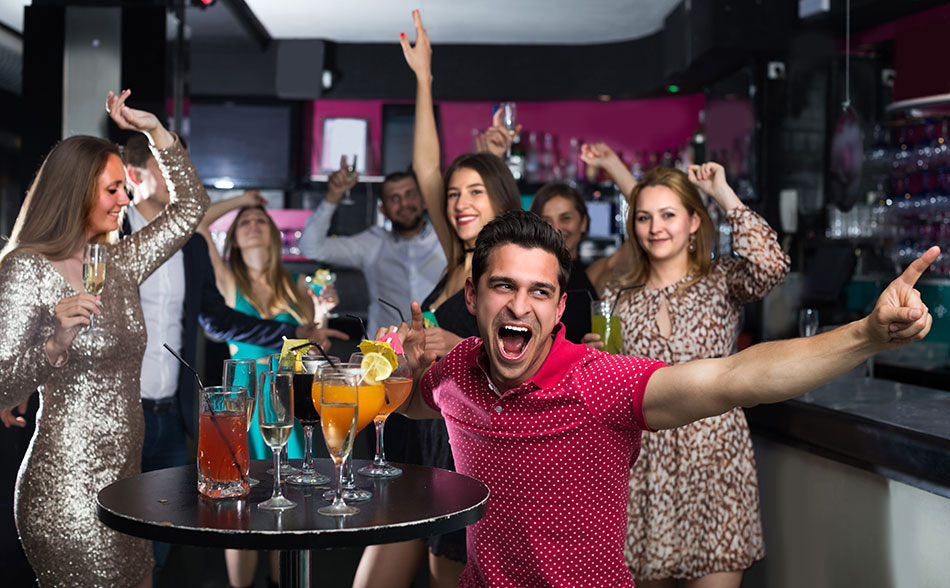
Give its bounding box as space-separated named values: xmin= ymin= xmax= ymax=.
xmin=191 ymin=0 xmax=217 ymax=8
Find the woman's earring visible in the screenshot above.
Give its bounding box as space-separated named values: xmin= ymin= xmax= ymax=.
xmin=688 ymin=233 xmax=696 ymax=253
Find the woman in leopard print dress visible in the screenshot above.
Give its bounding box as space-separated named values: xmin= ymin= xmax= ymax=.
xmin=597 ymin=158 xmax=789 ymax=587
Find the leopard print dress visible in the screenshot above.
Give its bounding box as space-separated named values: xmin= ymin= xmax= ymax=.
xmin=607 ymin=207 xmax=790 ymax=581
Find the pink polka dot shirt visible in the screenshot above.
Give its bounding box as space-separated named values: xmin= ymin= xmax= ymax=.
xmin=421 ymin=325 xmax=667 ymax=587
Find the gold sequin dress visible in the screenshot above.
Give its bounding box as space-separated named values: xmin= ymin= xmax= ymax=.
xmin=0 ymin=140 xmax=208 ymax=587
xmin=608 ymin=207 xmax=790 ymax=581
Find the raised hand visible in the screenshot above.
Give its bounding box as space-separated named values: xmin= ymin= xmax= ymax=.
xmin=580 ymin=142 xmax=621 ymax=168
xmin=326 ymin=155 xmax=360 ymax=203
xmin=106 ymin=89 xmax=174 ymax=149
xmin=866 ymin=246 xmax=938 ymax=347
xmin=237 ymin=190 xmax=268 ymax=208
xmin=475 ymin=108 xmax=523 ymax=159
xmin=399 ymin=9 xmax=432 ymax=82
xmin=404 ymin=302 xmax=437 ymax=374
xmin=46 ymin=293 xmax=101 ymax=363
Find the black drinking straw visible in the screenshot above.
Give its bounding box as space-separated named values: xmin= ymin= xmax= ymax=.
xmin=610 ymin=284 xmax=645 ymax=315
xmin=377 ymin=297 xmax=406 ymax=324
xmin=289 ymin=340 xmax=337 ymax=368
xmin=163 ymin=343 xmax=248 ymax=486
xmin=346 ymin=314 xmax=369 ymax=340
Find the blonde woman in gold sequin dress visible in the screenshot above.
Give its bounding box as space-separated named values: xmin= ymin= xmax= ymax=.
xmin=584 ymin=148 xmax=789 ymax=588
xmin=0 ymin=90 xmax=209 ymax=587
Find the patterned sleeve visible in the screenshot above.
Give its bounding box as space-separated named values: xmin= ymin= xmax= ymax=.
xmin=112 ymin=138 xmax=210 ymax=285
xmin=578 ymin=352 xmax=667 ymax=432
xmin=722 ymin=206 xmax=790 ymax=305
xmin=0 ymin=253 xmax=61 ymax=409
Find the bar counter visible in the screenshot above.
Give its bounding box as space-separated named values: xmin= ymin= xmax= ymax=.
xmin=745 ymin=368 xmax=950 ymax=496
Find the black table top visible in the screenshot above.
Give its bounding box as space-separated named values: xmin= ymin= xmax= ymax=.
xmin=97 ymin=459 xmax=489 ymax=550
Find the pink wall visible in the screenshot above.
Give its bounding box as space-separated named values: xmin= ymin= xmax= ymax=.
xmin=310 ymin=94 xmax=706 ymax=176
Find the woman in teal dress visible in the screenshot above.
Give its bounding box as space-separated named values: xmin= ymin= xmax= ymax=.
xmin=198 ymin=191 xmax=323 ymax=588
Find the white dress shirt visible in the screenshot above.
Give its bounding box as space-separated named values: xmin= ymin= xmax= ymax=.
xmin=299 ymin=200 xmax=446 ymax=334
xmin=128 ymin=204 xmax=186 ymax=401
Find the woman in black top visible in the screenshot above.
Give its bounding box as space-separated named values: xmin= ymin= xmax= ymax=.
xmin=529 ymin=183 xmax=599 ymax=343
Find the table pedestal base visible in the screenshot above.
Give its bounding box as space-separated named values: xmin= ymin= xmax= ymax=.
xmin=279 ymin=550 xmax=310 ymax=587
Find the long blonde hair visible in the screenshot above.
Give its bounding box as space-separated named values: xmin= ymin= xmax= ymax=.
xmin=224 ymin=206 xmax=312 ymax=324
xmin=616 ymin=166 xmax=715 ymax=293
xmin=1 ymin=136 xmax=120 ymax=264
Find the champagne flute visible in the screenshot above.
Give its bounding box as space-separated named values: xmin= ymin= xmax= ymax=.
xmin=499 ymin=102 xmax=518 ymax=160
xmin=359 ymin=352 xmax=412 ymax=478
xmin=224 ymin=359 xmax=259 ymax=486
xmin=264 ymin=353 xmax=300 ymax=477
xmin=318 ymin=363 xmax=384 ymax=503
xmin=286 ymin=351 xmax=336 ymax=486
xmin=318 ymin=371 xmax=359 ymax=516
xmin=82 ymin=244 xmax=107 ymax=330
xmin=257 ymin=370 xmax=296 ymax=511
xmin=340 ymin=154 xmax=358 ymax=206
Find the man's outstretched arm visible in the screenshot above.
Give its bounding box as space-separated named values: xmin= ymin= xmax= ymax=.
xmin=644 ymin=246 xmax=939 ymax=431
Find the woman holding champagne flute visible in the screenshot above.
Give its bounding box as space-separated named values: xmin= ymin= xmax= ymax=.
xmin=0 ymin=90 xmax=208 ymax=587
xmin=587 ymin=146 xmax=789 ymax=588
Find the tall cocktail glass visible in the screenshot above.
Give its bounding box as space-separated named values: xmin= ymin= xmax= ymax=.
xmin=359 ymin=353 xmax=412 ymax=478
xmin=197 ymin=385 xmax=249 ymax=499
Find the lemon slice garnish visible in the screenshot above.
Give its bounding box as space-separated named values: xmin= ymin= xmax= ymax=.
xmin=360 ymin=352 xmax=394 ymax=385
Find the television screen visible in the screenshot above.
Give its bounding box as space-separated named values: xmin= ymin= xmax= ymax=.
xmin=187 ymin=102 xmax=293 ymax=189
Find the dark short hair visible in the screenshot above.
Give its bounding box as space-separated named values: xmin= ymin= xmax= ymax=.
xmin=123 ymin=134 xmax=152 ymax=168
xmin=380 ymin=171 xmax=418 ymax=199
xmin=472 ymin=210 xmax=572 ymax=295
xmin=530 ymin=182 xmax=588 ymax=225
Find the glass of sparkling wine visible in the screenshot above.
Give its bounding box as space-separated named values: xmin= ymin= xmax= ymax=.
xmin=265 ymin=353 xmax=300 ymax=477
xmin=318 ymin=371 xmax=359 ymax=516
xmin=82 ymin=244 xmax=107 ymax=329
xmin=359 ymin=353 xmax=412 ymax=478
xmin=340 ymin=154 xmax=358 ymax=206
xmin=257 ymin=371 xmax=296 ymax=511
xmin=224 ymin=359 xmax=259 ymax=486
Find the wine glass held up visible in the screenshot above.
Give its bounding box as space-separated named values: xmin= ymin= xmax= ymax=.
xmin=498 ymin=102 xmax=518 ymax=160
xmin=257 ymin=371 xmax=296 ymax=511
xmin=339 ymin=154 xmax=359 ymax=206
xmin=82 ymin=244 xmax=107 ymax=330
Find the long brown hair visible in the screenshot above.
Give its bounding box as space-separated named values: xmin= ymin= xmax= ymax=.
xmin=441 ymin=153 xmax=521 ymax=271
xmin=617 ymin=166 xmax=715 ymax=293
xmin=1 ymin=136 xmax=120 ymax=264
xmin=224 ymin=206 xmax=312 ymax=324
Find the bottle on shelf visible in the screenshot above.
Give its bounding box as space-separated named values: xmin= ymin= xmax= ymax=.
xmin=630 ymin=151 xmax=643 ymax=181
xmin=507 ymin=134 xmax=526 ymax=182
xmin=566 ymin=137 xmax=581 ymax=187
xmin=525 ymin=132 xmax=541 ymax=184
xmin=541 ymin=133 xmax=556 ymax=183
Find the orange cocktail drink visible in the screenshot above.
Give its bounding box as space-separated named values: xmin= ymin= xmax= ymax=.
xmin=377 ymin=377 xmax=412 ymax=420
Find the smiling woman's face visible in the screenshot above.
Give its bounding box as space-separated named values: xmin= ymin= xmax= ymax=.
xmin=85 ymin=154 xmax=129 ymax=239
xmin=447 ymin=167 xmax=496 ymax=248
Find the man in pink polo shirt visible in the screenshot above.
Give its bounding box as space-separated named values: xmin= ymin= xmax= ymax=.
xmin=397 ymin=210 xmax=936 ymax=588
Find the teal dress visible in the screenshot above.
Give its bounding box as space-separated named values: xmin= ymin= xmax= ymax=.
xmin=228 ymin=289 xmax=306 ymax=460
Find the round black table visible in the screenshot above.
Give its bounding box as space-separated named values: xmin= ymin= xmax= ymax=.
xmin=97 ymin=459 xmax=488 ymax=587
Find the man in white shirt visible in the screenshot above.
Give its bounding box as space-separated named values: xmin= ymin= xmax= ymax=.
xmin=299 ymin=161 xmax=446 ymax=335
